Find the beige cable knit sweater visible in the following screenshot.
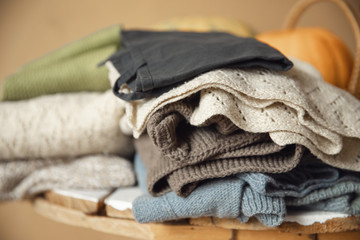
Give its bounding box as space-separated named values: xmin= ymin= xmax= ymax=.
xmin=107 ymin=59 xmax=360 ymax=171
xmin=0 ymin=90 xmax=134 ymax=160
xmin=0 ymin=154 xmax=136 ymax=200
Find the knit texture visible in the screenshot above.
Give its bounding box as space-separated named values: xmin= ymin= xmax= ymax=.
xmin=0 ymin=90 xmax=134 ymax=160
xmin=0 ymin=25 xmax=121 ymax=101
xmin=132 ymin=153 xmax=286 ymax=227
xmin=132 ymin=154 xmax=360 ymax=226
xmin=286 ymin=182 xmax=360 ymax=214
xmin=240 ymin=155 xmax=360 ymax=214
xmin=0 ymin=154 xmax=136 ymax=201
xmin=135 ymin=100 xmax=303 ymax=196
xmin=109 ymin=59 xmax=360 ymax=171
xmin=268 ymin=157 xmax=360 ymax=215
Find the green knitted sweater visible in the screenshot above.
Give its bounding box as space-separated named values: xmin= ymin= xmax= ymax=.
xmin=0 ymin=25 xmax=121 ymax=101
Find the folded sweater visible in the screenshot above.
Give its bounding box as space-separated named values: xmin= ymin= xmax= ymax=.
xmin=1 ymin=25 xmax=121 ymax=101
xmin=241 ymin=156 xmax=360 ymax=214
xmin=109 ymin=59 xmax=360 ymax=171
xmin=132 ymin=153 xmax=286 ymax=227
xmin=0 ymin=154 xmax=136 ymax=201
xmin=135 ymin=101 xmax=303 ymax=196
xmin=0 ymin=90 xmax=133 ymax=160
xmin=132 ymin=154 xmax=360 ymax=226
xmin=107 ymin=30 xmax=292 ymax=101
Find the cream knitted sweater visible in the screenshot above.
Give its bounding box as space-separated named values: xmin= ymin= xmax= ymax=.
xmin=0 ymin=90 xmax=134 ymax=160
xmin=107 ymin=59 xmax=360 ymax=171
xmin=0 ymin=154 xmax=136 ymax=200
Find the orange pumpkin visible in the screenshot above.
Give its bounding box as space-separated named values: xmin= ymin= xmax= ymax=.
xmin=256 ymin=27 xmax=353 ymax=90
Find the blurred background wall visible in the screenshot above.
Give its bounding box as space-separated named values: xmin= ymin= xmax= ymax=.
xmin=1 ymin=0 xmax=359 ymax=81
xmin=0 ymin=0 xmax=359 ymax=239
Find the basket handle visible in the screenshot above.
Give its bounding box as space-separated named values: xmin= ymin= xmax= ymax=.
xmin=283 ymin=0 xmax=360 ymax=98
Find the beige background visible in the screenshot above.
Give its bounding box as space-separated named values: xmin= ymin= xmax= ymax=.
xmin=0 ymin=0 xmax=359 ymax=239
xmin=1 ymin=0 xmax=359 ymax=81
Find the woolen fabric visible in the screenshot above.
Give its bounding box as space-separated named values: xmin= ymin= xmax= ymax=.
xmin=0 ymin=90 xmax=133 ymax=160
xmin=1 ymin=25 xmax=121 ymax=101
xmin=110 ymin=59 xmax=360 ymax=171
xmin=135 ymin=100 xmax=304 ymax=197
xmin=132 ymin=153 xmax=286 ymax=227
xmin=0 ymin=154 xmax=136 ymax=201
xmin=132 ymin=154 xmax=360 ymax=225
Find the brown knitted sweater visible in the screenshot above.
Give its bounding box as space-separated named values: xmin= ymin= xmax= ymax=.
xmin=135 ymin=100 xmax=304 ymax=197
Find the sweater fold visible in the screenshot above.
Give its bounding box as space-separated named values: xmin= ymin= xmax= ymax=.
xmin=110 ymin=59 xmax=360 ymax=171
xmin=136 ymin=101 xmax=304 ymax=197
xmin=0 ymin=90 xmax=134 ymax=160
xmin=132 ymin=153 xmax=360 ymax=226
xmin=1 ymin=25 xmax=121 ymax=101
xmin=0 ymin=154 xmax=136 ymax=200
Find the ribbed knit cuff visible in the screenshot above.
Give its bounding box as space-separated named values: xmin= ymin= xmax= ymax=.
xmin=241 ymin=187 xmax=285 ymax=227
xmin=167 ymin=145 xmax=303 ymax=197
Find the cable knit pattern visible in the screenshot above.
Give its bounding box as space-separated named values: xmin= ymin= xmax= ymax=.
xmin=0 ymin=90 xmax=134 ymax=160
xmin=107 ymin=59 xmax=360 ymax=171
xmin=135 ymin=101 xmax=304 ymax=197
xmin=0 ymin=154 xmax=136 ymax=200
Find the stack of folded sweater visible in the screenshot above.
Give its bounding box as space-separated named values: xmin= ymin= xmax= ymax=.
xmin=104 ymin=30 xmax=360 ymax=227
xmin=1 ymin=24 xmax=360 ymax=229
xmin=0 ymin=25 xmax=136 ymax=201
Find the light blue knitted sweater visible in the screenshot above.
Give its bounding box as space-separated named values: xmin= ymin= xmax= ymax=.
xmin=132 ymin=153 xmax=360 ymax=226
xmin=133 ymin=154 xmax=285 ymax=226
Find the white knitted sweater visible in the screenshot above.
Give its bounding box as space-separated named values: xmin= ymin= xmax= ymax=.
xmin=0 ymin=154 xmax=136 ymax=200
xmin=107 ymin=59 xmax=360 ymax=171
xmin=0 ymin=90 xmax=134 ymax=160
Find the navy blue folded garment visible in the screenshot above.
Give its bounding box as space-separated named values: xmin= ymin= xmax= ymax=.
xmin=107 ymin=30 xmax=293 ymax=101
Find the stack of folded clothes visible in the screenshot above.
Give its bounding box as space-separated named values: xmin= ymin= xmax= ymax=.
xmin=0 ymin=25 xmax=136 ymax=201
xmin=133 ymin=153 xmax=360 ymax=227
xmin=104 ymin=30 xmax=360 ymax=227
xmin=1 ymin=24 xmax=360 ymax=229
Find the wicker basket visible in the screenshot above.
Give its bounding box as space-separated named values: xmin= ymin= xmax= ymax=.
xmin=283 ymin=0 xmax=360 ymax=99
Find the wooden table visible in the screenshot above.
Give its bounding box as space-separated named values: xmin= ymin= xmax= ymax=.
xmin=32 ymin=188 xmax=360 ymax=240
